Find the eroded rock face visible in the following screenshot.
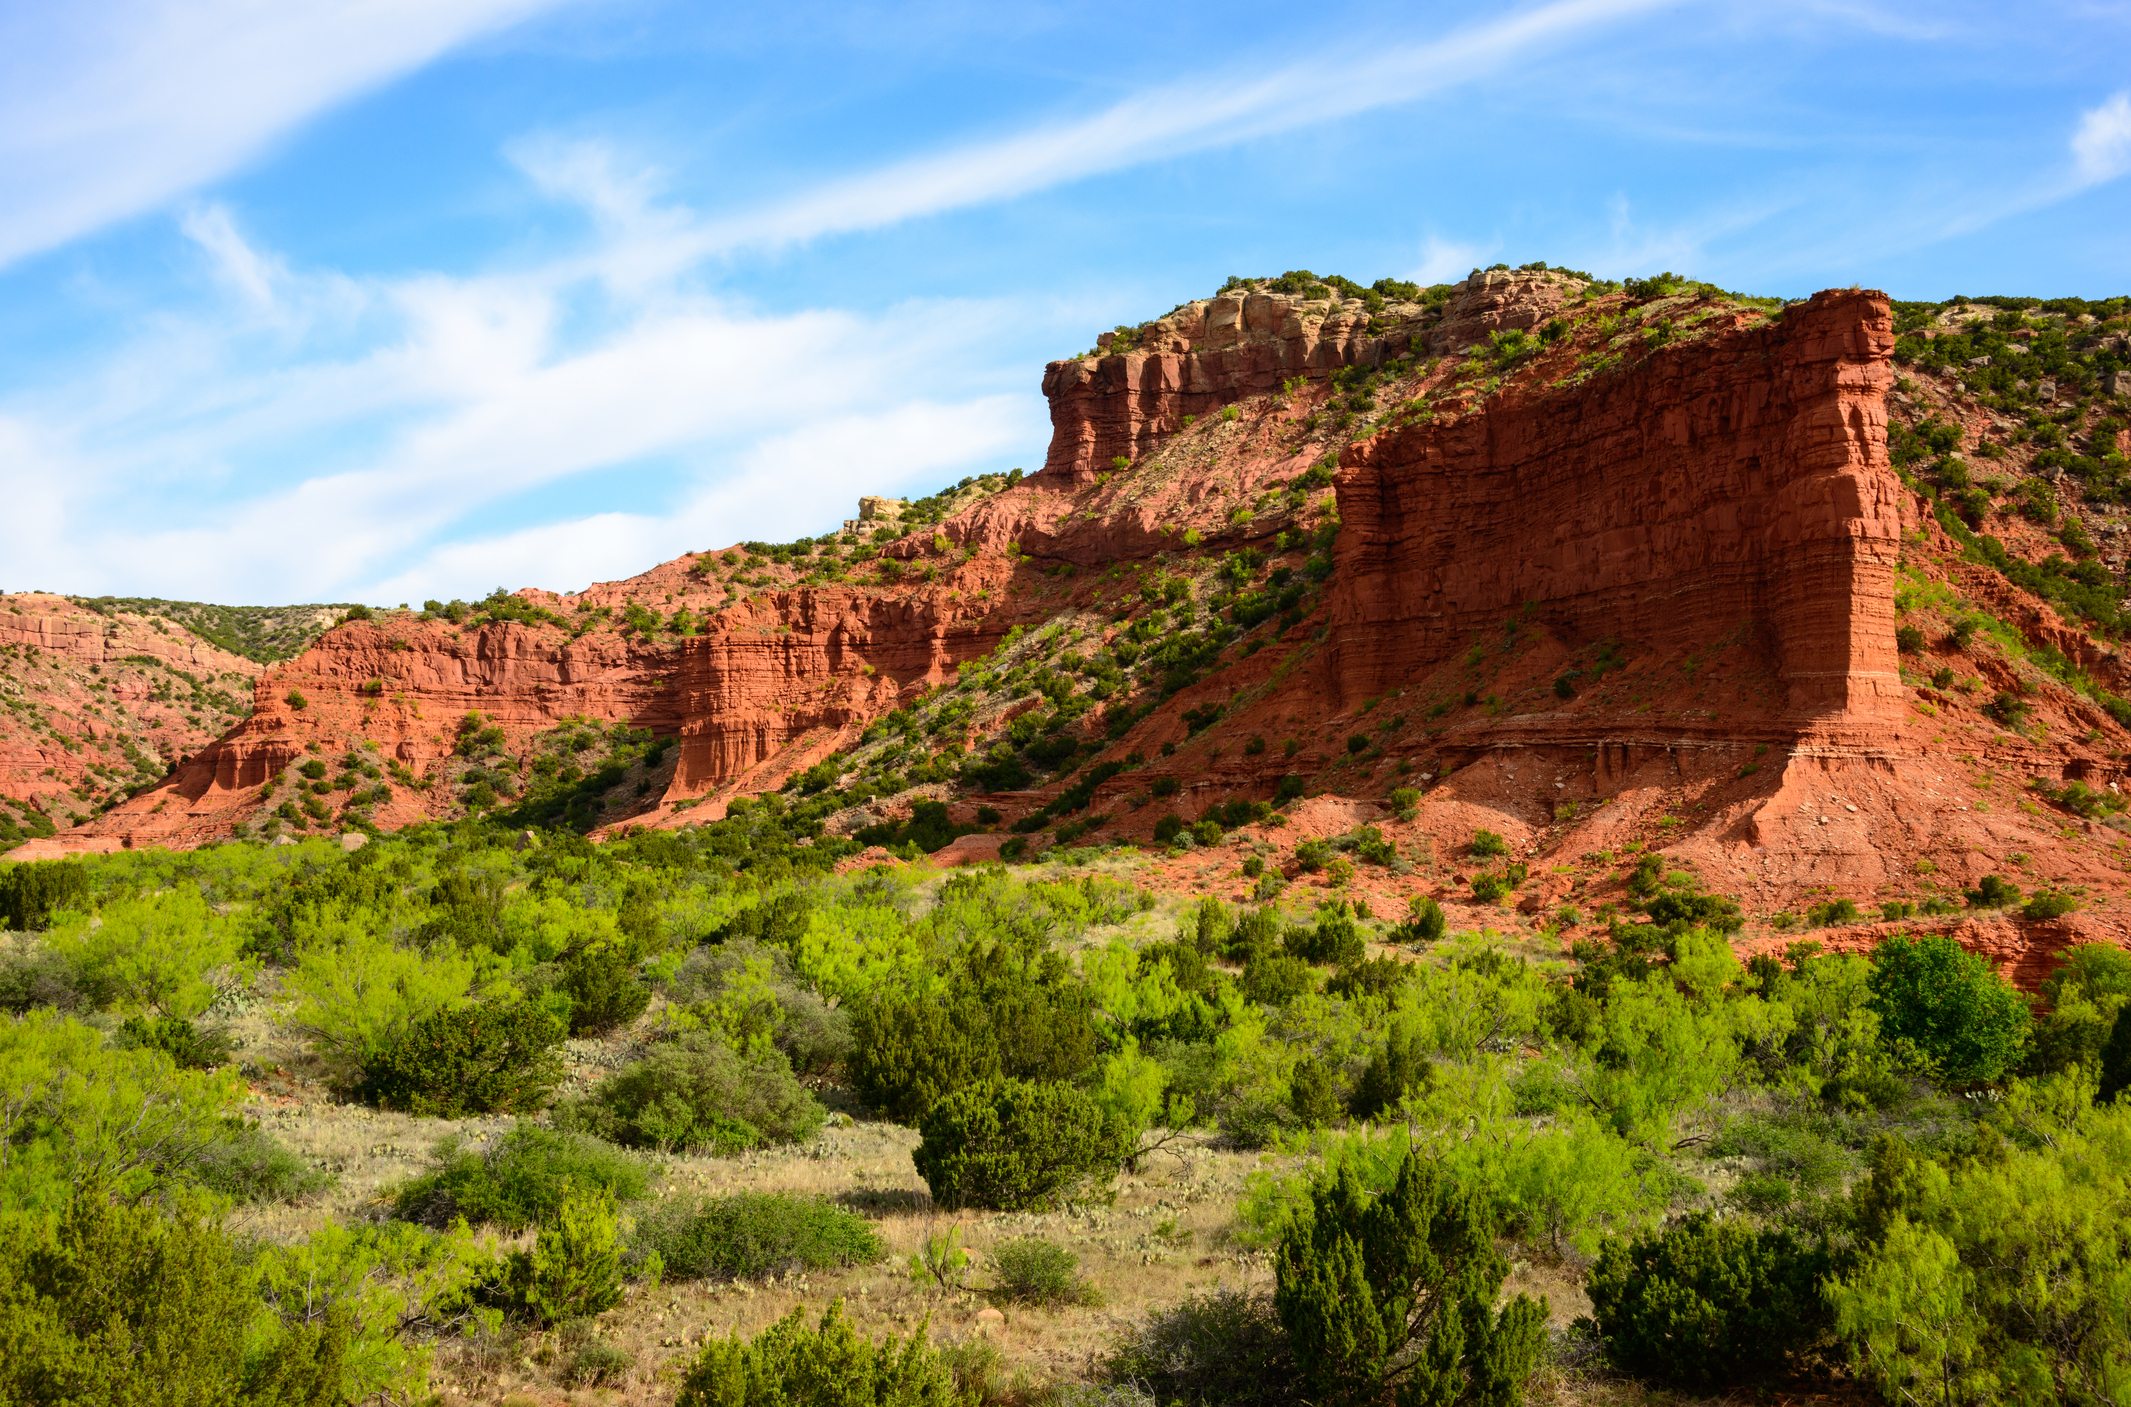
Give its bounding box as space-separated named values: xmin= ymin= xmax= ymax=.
xmin=0 ymin=594 xmax=260 ymax=821
xmin=1042 ymin=271 xmax=1592 ymax=486
xmin=1328 ymin=288 xmax=1904 ymax=730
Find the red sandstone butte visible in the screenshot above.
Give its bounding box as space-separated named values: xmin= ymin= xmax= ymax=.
xmin=57 ymin=278 xmax=2131 ymax=966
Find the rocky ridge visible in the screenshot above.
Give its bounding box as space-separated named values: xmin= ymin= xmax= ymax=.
xmin=36 ymin=268 xmax=2131 ymax=971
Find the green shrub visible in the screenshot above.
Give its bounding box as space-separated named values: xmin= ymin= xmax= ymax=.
xmin=1348 ymin=1028 xmax=1432 ymax=1122
xmin=989 ymin=1235 xmax=1100 ymax=1307
xmin=1470 ymin=872 xmax=1510 ymax=904
xmin=1867 ymin=934 xmax=2032 ymax=1085
xmin=912 ymin=1078 xmax=1133 ymax=1211
xmin=1101 ymin=1288 xmax=1296 ymax=1407
xmin=561 ymin=943 xmax=650 ymax=1035
xmin=564 ymin=1338 xmax=635 ymax=1387
xmin=1153 ymin=815 xmax=1185 ymax=845
xmin=356 ymin=997 xmax=565 ymax=1116
xmin=0 ymin=1186 xmax=349 ymax=1406
xmin=676 ymin=1301 xmax=966 ymax=1407
xmin=1809 ymin=898 xmax=1860 ymax=927
xmin=116 ymin=1014 xmax=233 ymax=1069
xmin=629 ymin=1192 xmax=882 ymax=1281
xmin=1468 ymin=830 xmax=1508 ymax=858
xmin=558 ymin=1033 xmax=824 ymax=1153
xmin=0 ymin=858 xmax=89 ymax=930
xmin=2023 ymin=889 xmax=2077 ymax=920
xmin=1965 ymin=874 xmax=2022 ymax=908
xmin=1896 ymin=624 xmax=1926 ymax=653
xmin=192 ymin=1120 xmax=333 ymax=1204
xmin=849 ymin=989 xmax=1003 ymax=1122
xmin=1388 ymin=786 xmax=1421 ymax=820
xmin=1274 ymin=1152 xmax=1545 ymax=1407
xmin=1585 ymin=1212 xmax=1831 ymax=1391
xmin=1283 ymin=906 xmax=1365 ymax=966
xmin=1391 ymin=897 xmax=1446 ymax=945
xmin=1241 ymin=952 xmax=1315 ymax=1004
xmin=392 ymin=1126 xmax=649 ymax=1231
xmin=519 ymin=1188 xmax=625 ymax=1326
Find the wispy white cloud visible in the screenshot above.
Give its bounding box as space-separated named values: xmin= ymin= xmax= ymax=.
xmin=0 ymin=0 xmax=579 ymax=268
xmin=2072 ymin=90 xmax=2131 ymax=185
xmin=1410 ymin=236 xmax=1488 ymax=286
xmin=634 ymin=0 xmax=1688 ymax=269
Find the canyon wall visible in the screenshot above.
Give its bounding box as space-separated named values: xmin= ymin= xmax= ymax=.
xmin=1040 ymin=269 xmax=1585 ymax=485
xmin=1324 ymin=288 xmax=1905 ymax=732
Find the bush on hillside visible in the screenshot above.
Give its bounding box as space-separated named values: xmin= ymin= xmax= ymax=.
xmin=990 ymin=1235 xmax=1100 ymax=1307
xmin=1275 ymin=1152 xmax=1546 ymax=1407
xmin=560 ymin=943 xmax=651 ymax=1035
xmin=392 ymin=1126 xmax=649 ymax=1231
xmin=630 ymin=1192 xmax=882 ymax=1282
xmin=0 ymin=1185 xmax=350 ymax=1406
xmin=676 ymin=1301 xmax=964 ymax=1407
xmin=556 ymin=1033 xmax=824 ymax=1153
xmin=1866 ymin=934 xmax=2032 ymax=1084
xmin=192 ymin=1120 xmax=333 ymax=1204
xmin=0 ymin=859 xmax=90 ymax=931
xmin=1585 ymin=1212 xmax=1832 ymax=1391
xmin=356 ymin=997 xmax=565 ymax=1116
xmin=1100 ymin=1288 xmax=1298 ymax=1407
xmin=912 ymin=1078 xmax=1134 ymax=1211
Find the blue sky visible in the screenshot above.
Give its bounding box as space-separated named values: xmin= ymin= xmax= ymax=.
xmin=1 ymin=0 xmax=2128 ymax=607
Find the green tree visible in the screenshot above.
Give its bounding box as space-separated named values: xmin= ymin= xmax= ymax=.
xmin=356 ymin=997 xmax=564 ymax=1116
xmin=1274 ymin=1151 xmax=1545 ymax=1407
xmin=1867 ymin=935 xmax=2031 ymax=1084
xmin=1585 ymin=1213 xmax=1831 ymax=1391
xmin=0 ymin=1185 xmax=348 ymax=1407
xmin=48 ymin=891 xmax=238 ymax=1018
xmin=912 ymin=1078 xmax=1133 ymax=1211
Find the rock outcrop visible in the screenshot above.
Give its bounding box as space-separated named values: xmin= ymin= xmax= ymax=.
xmin=48 ymin=273 xmax=2131 ymax=967
xmin=0 ymin=594 xmax=259 ymax=833
xmin=1041 ymin=270 xmax=1589 ymax=485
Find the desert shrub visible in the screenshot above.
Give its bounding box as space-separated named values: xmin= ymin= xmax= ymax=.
xmin=1896 ymin=624 xmax=1926 ymax=653
xmin=1388 ymin=787 xmax=1420 ymax=821
xmin=116 ymin=1014 xmax=234 ymax=1069
xmin=1965 ymin=873 xmax=2022 ymax=908
xmin=192 ymin=1120 xmax=333 ymax=1204
xmin=675 ymin=1301 xmax=965 ymax=1407
xmin=667 ymin=940 xmax=851 ymax=1076
xmin=557 ymin=1033 xmax=824 ymax=1153
xmin=1241 ymin=952 xmax=1315 ymax=1005
xmin=517 ymin=1188 xmax=625 ymax=1326
xmin=1274 ymin=1152 xmax=1545 ymax=1407
xmin=1100 ymin=1287 xmax=1297 ymax=1407
xmin=2023 ymin=888 xmax=2077 ymax=920
xmin=0 ymin=1186 xmax=350 ymax=1406
xmin=1867 ymin=934 xmax=2031 ymax=1084
xmin=630 ymin=1192 xmax=882 ymax=1281
xmin=563 ymin=1338 xmax=635 ymax=1387
xmin=1585 ymin=1212 xmax=1831 ymax=1391
xmin=0 ymin=859 xmax=89 ymax=931
xmin=1348 ymin=1028 xmax=1433 ymax=1123
xmin=1283 ymin=907 xmax=1364 ymax=966
xmin=1390 ymin=897 xmax=1446 ymax=945
xmin=990 ymin=1235 xmax=1100 ymax=1306
xmin=912 ymin=1078 xmax=1134 ymax=1211
xmin=356 ymin=997 xmax=565 ymax=1116
xmin=849 ymin=989 xmax=1003 ymax=1122
xmin=391 ymin=1126 xmax=649 ymax=1231
xmin=1153 ymin=815 xmax=1185 ymax=845
xmin=1470 ymin=872 xmax=1511 ymax=904
xmin=1468 ymin=830 xmax=1508 ymax=858
xmin=47 ymin=891 xmax=236 ymax=1018
xmin=1809 ymin=898 xmax=1860 ymax=927
xmin=560 ymin=943 xmax=650 ymax=1035
xmin=0 ymin=936 xmax=85 ymax=1013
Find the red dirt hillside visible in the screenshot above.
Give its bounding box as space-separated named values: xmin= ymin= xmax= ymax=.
xmin=59 ymin=270 xmax=2131 ymax=968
